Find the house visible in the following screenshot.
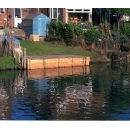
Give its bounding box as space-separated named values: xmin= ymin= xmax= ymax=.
xmin=0 ymin=8 xmax=12 ymax=28
xmin=0 ymin=8 xmax=93 ymax=29
xmin=64 ymin=8 xmax=92 ymax=23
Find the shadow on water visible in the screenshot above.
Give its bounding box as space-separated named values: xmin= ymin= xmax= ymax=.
xmin=0 ymin=64 xmax=130 ymax=120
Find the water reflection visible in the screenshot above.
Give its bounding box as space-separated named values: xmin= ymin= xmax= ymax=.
xmin=14 ymin=71 xmax=27 ymax=95
xmin=0 ymin=64 xmax=130 ymax=120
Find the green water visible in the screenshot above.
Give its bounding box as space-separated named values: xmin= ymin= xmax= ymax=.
xmin=0 ymin=64 xmax=130 ymax=120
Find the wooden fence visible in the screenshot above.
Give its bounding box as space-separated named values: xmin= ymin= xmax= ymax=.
xmin=0 ymin=34 xmax=26 ymax=69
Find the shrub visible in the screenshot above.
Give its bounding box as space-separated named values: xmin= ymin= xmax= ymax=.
xmin=107 ymin=51 xmax=126 ymax=62
xmin=47 ymin=21 xmax=57 ymax=36
xmin=63 ymin=23 xmax=74 ymax=46
xmin=73 ymin=24 xmax=84 ymax=37
xmin=55 ymin=21 xmax=65 ymax=41
xmin=47 ymin=21 xmax=86 ymax=47
xmin=84 ymin=28 xmax=103 ymax=45
xmin=44 ymin=34 xmax=59 ymax=43
xmin=120 ymin=23 xmax=130 ymax=38
xmin=120 ymin=44 xmax=130 ymax=52
xmin=71 ymin=35 xmax=86 ymax=48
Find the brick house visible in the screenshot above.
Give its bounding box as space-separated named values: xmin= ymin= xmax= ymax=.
xmin=0 ymin=8 xmax=92 ymax=28
xmin=0 ymin=8 xmax=12 ymax=28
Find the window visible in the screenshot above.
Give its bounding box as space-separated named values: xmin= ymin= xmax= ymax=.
xmin=75 ymin=9 xmax=82 ymax=11
xmin=50 ymin=8 xmax=62 ymax=20
xmin=15 ymin=8 xmax=21 ymax=18
xmin=84 ymin=9 xmax=90 ymax=11
xmin=0 ymin=8 xmax=5 ymax=14
xmin=67 ymin=9 xmax=74 ymax=11
xmin=53 ymin=8 xmax=57 ymax=18
xmin=58 ymin=8 xmax=62 ymax=21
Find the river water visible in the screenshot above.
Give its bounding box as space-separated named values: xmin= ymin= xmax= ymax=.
xmin=0 ymin=64 xmax=130 ymax=120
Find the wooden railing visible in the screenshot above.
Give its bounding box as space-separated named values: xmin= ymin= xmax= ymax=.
xmin=0 ymin=35 xmax=26 ymax=69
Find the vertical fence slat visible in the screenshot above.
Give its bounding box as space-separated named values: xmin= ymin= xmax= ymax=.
xmin=0 ymin=34 xmax=26 ymax=69
xmin=23 ymin=48 xmax=26 ymax=69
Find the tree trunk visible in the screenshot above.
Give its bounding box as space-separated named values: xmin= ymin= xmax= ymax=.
xmin=117 ymin=18 xmax=120 ymax=32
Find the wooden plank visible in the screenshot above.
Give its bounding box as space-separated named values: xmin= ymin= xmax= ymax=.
xmin=26 ymin=56 xmax=90 ymax=70
xmin=59 ymin=58 xmax=72 ymax=67
xmin=45 ymin=58 xmax=59 ymax=68
xmin=26 ymin=59 xmax=44 ymax=69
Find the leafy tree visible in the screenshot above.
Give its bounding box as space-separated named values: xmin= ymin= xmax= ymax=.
xmin=124 ymin=8 xmax=130 ymax=18
xmin=105 ymin=8 xmax=126 ymax=32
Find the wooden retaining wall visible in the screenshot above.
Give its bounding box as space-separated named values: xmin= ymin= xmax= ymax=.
xmin=27 ymin=66 xmax=90 ymax=79
xmin=26 ymin=56 xmax=90 ymax=70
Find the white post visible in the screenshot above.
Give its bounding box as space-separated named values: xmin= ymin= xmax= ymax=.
xmin=20 ymin=8 xmax=22 ymax=18
xmin=52 ymin=8 xmax=53 ymax=19
xmin=57 ymin=8 xmax=58 ymax=21
xmin=49 ymin=8 xmax=51 ymax=18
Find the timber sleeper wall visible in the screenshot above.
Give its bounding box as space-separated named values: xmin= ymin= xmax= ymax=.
xmin=26 ymin=56 xmax=90 ymax=70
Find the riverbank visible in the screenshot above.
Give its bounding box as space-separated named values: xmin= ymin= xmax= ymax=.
xmin=0 ymin=40 xmax=111 ymax=70
xmin=0 ymin=56 xmax=20 ymax=70
xmin=0 ymin=55 xmax=110 ymax=70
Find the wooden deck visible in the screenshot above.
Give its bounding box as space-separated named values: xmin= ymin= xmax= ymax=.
xmin=26 ymin=55 xmax=90 ymax=70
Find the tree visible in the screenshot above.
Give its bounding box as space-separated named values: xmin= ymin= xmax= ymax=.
xmin=124 ymin=8 xmax=130 ymax=21
xmin=105 ymin=8 xmax=126 ymax=32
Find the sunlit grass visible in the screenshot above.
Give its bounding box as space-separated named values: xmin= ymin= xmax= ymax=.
xmin=20 ymin=40 xmax=101 ymax=59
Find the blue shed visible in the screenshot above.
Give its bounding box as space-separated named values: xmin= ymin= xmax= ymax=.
xmin=22 ymin=13 xmax=51 ymax=37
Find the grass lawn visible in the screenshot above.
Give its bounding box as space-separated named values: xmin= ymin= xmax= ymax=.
xmin=20 ymin=40 xmax=101 ymax=59
xmin=0 ymin=40 xmax=104 ymax=70
xmin=0 ymin=56 xmax=19 ymax=70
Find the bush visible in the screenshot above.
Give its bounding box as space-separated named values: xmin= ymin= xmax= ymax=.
xmin=56 ymin=21 xmax=65 ymax=41
xmin=107 ymin=51 xmax=126 ymax=62
xmin=84 ymin=28 xmax=103 ymax=45
xmin=63 ymin=23 xmax=74 ymax=46
xmin=120 ymin=44 xmax=130 ymax=52
xmin=120 ymin=23 xmax=130 ymax=37
xmin=71 ymin=35 xmax=86 ymax=48
xmin=73 ymin=24 xmax=84 ymax=37
xmin=47 ymin=21 xmax=57 ymax=36
xmin=44 ymin=34 xmax=59 ymax=43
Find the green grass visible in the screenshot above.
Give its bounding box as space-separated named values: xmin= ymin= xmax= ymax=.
xmin=0 ymin=56 xmax=19 ymax=69
xmin=20 ymin=40 xmax=101 ymax=59
xmin=0 ymin=40 xmax=102 ymax=70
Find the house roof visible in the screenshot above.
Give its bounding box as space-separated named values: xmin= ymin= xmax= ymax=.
xmin=22 ymin=14 xmax=41 ymax=20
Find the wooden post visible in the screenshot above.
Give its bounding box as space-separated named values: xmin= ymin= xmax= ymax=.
xmin=23 ymin=48 xmax=26 ymax=69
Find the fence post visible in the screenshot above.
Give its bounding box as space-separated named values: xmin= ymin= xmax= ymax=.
xmin=23 ymin=48 xmax=26 ymax=69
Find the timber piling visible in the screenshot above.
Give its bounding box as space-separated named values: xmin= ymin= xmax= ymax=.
xmin=26 ymin=55 xmax=90 ymax=70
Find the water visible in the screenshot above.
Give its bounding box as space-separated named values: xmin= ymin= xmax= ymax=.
xmin=0 ymin=64 xmax=130 ymax=120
